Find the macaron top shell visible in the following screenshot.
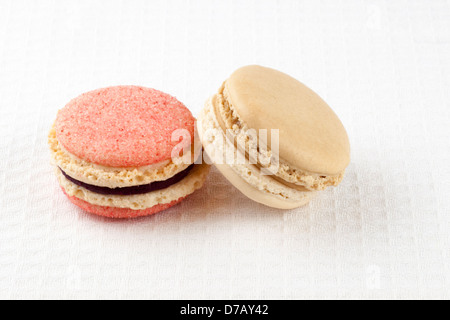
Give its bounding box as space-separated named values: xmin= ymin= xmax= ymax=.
xmin=55 ymin=86 xmax=195 ymax=168
xmin=225 ymin=65 xmax=350 ymax=176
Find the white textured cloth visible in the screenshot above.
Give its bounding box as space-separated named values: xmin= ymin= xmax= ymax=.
xmin=0 ymin=0 xmax=449 ymax=299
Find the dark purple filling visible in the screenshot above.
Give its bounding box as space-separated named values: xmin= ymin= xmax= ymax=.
xmin=60 ymin=165 xmax=194 ymax=196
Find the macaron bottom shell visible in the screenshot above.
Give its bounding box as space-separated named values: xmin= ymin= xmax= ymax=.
xmin=62 ymin=189 xmax=186 ymax=219
xmin=213 ymin=163 xmax=315 ymax=210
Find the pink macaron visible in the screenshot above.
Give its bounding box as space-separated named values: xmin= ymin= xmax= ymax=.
xmin=49 ymin=86 xmax=209 ymax=218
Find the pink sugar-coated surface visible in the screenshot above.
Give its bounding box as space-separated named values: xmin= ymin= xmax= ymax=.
xmin=56 ymin=86 xmax=195 ymax=167
xmin=62 ymin=189 xmax=185 ymax=219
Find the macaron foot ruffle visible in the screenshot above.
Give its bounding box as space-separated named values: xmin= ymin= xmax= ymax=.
xmin=62 ymin=189 xmax=185 ymax=219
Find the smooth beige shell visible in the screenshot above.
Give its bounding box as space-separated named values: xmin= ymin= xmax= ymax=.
xmin=225 ymin=65 xmax=350 ymax=176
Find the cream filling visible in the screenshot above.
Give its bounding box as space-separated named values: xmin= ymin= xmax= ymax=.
xmin=57 ymin=163 xmax=210 ymax=210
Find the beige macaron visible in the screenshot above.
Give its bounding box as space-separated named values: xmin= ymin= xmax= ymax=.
xmin=197 ymin=65 xmax=350 ymax=209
